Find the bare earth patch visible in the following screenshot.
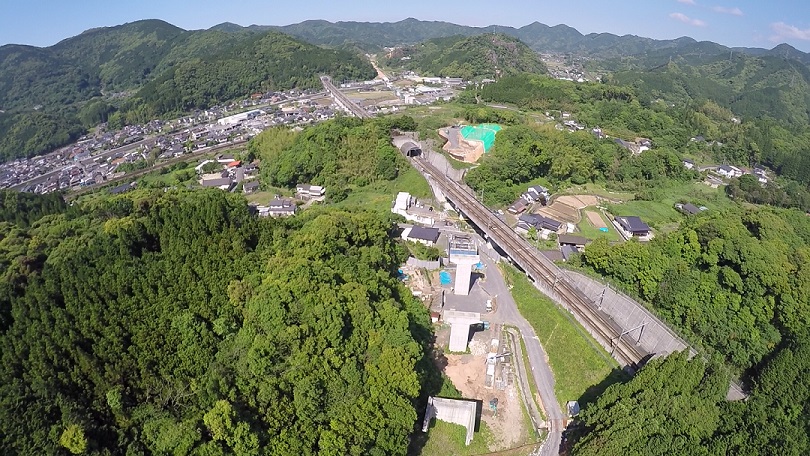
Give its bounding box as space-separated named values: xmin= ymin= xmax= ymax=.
xmin=584 ymin=210 xmax=607 ymax=229
xmin=442 ymin=336 xmax=528 ymax=451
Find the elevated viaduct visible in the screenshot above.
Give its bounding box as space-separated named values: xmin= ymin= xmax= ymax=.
xmin=320 ymin=75 xmax=372 ymax=119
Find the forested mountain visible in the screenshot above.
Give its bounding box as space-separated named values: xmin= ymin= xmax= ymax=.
xmin=124 ymin=31 xmax=375 ymax=120
xmin=269 ymin=18 xmax=477 ymax=52
xmin=601 ymin=42 xmax=810 ymax=125
xmin=0 ymin=189 xmax=434 ymax=454
xmin=0 ymin=20 xmax=374 ymax=162
xmin=265 ymin=18 xmax=810 ymax=62
xmin=382 ymin=33 xmax=547 ymax=80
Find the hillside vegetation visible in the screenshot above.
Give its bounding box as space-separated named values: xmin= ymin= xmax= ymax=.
xmin=383 ymin=33 xmax=547 ymax=80
xmin=250 ymin=116 xmax=418 ymax=202
xmin=0 ymin=190 xmax=433 ymax=455
xmin=0 ymin=20 xmax=375 ymax=162
xmin=605 ymin=48 xmax=810 ymax=125
xmin=469 ymin=74 xmax=810 ymax=192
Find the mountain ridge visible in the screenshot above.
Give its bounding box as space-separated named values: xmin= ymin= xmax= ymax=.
xmin=220 ymin=18 xmax=810 ymax=61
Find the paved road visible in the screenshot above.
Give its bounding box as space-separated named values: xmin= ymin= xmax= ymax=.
xmin=477 ymin=250 xmax=565 ymax=456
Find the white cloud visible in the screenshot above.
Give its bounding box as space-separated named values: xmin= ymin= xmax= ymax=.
xmin=770 ymin=22 xmax=810 ymax=42
xmin=669 ymin=12 xmax=707 ymax=27
xmin=712 ymin=6 xmax=743 ymax=16
xmin=677 ymin=0 xmax=697 ymax=4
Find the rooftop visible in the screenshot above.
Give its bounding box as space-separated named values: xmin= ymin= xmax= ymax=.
xmin=616 ymin=216 xmax=651 ymax=233
xmin=407 ymin=226 xmax=441 ymax=243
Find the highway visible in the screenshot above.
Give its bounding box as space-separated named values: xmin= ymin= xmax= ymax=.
xmin=320 ymin=75 xmax=373 ymax=119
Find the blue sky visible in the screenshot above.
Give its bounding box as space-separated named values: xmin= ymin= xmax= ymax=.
xmin=2 ymin=0 xmax=810 ymax=52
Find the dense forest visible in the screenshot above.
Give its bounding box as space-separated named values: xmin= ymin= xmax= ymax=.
xmin=574 ymin=341 xmax=810 ymax=455
xmin=0 ymin=189 xmax=67 ymax=227
xmin=604 ymin=43 xmax=810 ymax=125
xmin=124 ymin=31 xmax=375 ymax=121
xmin=0 ymin=20 xmax=374 ymax=162
xmin=577 ymin=207 xmax=810 ymax=371
xmin=0 ymin=189 xmax=437 ymax=455
xmin=382 ymin=34 xmax=547 ymax=80
xmin=250 ymin=116 xmax=417 ymax=201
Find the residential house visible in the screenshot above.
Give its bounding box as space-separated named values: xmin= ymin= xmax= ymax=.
xmin=242 ymin=181 xmax=260 ymax=194
xmin=201 ymin=177 xmax=233 ymax=191
xmin=522 ymin=185 xmax=550 ymax=205
xmin=402 ymin=226 xmax=441 ymax=247
xmin=560 ymin=244 xmax=580 ymax=261
xmin=392 ymin=192 xmax=436 ymax=225
xmin=682 ymin=159 xmax=695 ymax=170
xmin=516 ymin=213 xmax=563 ymax=238
xmin=614 ymin=138 xmax=642 ymax=155
xmin=675 ymin=203 xmax=704 ymax=215
xmin=753 ymin=167 xmax=768 ymax=184
xmin=507 ymin=199 xmax=529 ymax=215
xmin=296 ymin=184 xmax=326 ymax=198
xmin=557 ymin=234 xmax=589 ymax=251
xmin=266 ymin=198 xmax=297 ymax=217
xmin=216 ymin=154 xmax=236 ymax=164
xmin=717 ymin=165 xmax=743 ymax=179
xmin=613 ymin=216 xmax=653 ymax=240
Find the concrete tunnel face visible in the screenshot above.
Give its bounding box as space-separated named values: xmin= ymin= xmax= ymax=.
xmin=400 ymin=142 xmax=422 ymax=157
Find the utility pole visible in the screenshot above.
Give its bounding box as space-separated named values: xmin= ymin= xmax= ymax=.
xmin=597 ymin=286 xmax=607 ymax=310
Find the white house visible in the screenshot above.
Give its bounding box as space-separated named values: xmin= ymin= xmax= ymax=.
xmin=392 ymin=192 xmax=436 ymax=225
xmin=717 ymin=165 xmax=743 ymax=179
xmin=753 ymin=167 xmax=768 ymax=184
xmin=522 ymin=185 xmax=550 ymax=205
xmin=296 ymin=184 xmax=326 ymax=198
xmin=265 ymin=198 xmax=296 ymax=217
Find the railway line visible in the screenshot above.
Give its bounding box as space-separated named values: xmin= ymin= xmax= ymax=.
xmin=411 ymin=155 xmax=648 ymax=368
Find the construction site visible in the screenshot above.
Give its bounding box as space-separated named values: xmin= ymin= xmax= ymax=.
xmin=398 ymin=228 xmax=539 ymax=451
xmin=438 ymin=124 xmax=502 ymax=163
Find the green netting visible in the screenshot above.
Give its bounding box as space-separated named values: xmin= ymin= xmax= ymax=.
xmin=460 ymin=124 xmax=502 ymax=152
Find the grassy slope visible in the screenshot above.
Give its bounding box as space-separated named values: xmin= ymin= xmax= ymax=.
xmin=336 ymin=166 xmax=433 ymax=213
xmin=419 ymin=420 xmax=494 ymax=456
xmin=607 ymin=181 xmax=736 ymax=233
xmin=502 ymin=264 xmax=620 ymax=408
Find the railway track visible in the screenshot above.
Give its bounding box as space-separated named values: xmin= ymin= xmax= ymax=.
xmin=412 ymin=156 xmax=647 ymax=368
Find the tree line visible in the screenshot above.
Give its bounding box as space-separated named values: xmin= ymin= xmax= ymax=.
xmin=250 ymin=116 xmax=417 ymax=202
xmin=0 ymin=189 xmax=437 ymax=455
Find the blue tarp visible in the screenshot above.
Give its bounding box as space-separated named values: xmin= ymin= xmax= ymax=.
xmin=439 ymin=271 xmax=452 ymax=285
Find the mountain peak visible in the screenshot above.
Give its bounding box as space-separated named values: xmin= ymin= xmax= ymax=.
xmin=771 ymin=43 xmax=798 ymax=53
xmin=209 ymin=22 xmax=244 ymax=32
